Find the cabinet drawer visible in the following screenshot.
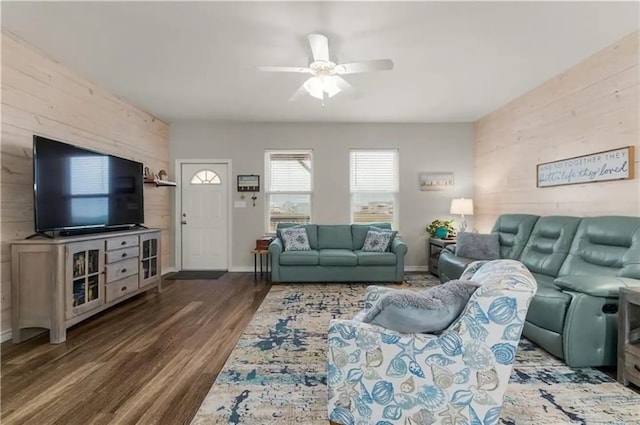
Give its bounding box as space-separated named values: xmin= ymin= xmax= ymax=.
xmin=624 ymin=349 xmax=640 ymax=384
xmin=106 ymin=236 xmax=139 ymax=251
xmin=106 ymin=258 xmax=139 ymax=282
xmin=106 ymin=246 xmax=139 ymax=264
xmin=106 ymin=275 xmax=139 ymax=303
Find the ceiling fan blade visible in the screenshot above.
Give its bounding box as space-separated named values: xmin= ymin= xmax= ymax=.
xmin=288 ymin=82 xmax=309 ymax=102
xmin=332 ymin=76 xmax=362 ymax=98
xmin=334 ymin=59 xmax=394 ymax=75
xmin=308 ymin=33 xmax=329 ymax=62
xmin=258 ymin=66 xmax=311 ymax=73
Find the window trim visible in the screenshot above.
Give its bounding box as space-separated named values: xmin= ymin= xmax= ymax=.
xmin=349 ymin=149 xmax=399 ymax=230
xmin=264 ymin=149 xmax=314 ymax=234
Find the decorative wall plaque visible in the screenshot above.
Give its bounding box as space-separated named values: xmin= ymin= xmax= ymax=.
xmin=536 ymin=146 xmax=634 ymax=188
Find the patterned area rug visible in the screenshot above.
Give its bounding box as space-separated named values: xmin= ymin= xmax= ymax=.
xmin=191 ymin=274 xmax=640 ymax=425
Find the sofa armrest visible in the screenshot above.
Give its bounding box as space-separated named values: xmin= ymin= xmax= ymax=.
xmin=445 ymin=244 xmax=456 ymax=253
xmin=390 ymin=239 xmax=407 ymax=282
xmin=390 ymin=238 xmax=407 ymax=256
xmin=268 ymin=238 xmax=284 ymax=281
xmin=268 ymin=237 xmax=283 ymax=255
xmin=554 ymin=275 xmax=640 ymax=298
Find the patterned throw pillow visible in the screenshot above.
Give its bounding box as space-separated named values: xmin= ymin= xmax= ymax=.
xmin=370 ymin=226 xmax=397 ymax=251
xmin=280 ymin=227 xmax=311 ymax=251
xmin=362 ymin=229 xmax=394 ymax=252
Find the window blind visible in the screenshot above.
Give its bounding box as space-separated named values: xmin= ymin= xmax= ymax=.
xmin=350 ymin=150 xmax=398 ymax=192
xmin=266 ymin=151 xmax=312 ymax=192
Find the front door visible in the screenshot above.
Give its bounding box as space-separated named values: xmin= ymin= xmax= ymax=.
xmin=180 ymin=163 xmax=229 ymax=270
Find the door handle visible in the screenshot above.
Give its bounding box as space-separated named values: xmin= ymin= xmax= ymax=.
xmin=181 ymin=220 xmax=187 ymax=225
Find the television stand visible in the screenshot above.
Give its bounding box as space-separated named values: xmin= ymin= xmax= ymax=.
xmin=25 ymin=232 xmax=54 ymax=240
xmin=11 ymin=228 xmax=162 ymax=344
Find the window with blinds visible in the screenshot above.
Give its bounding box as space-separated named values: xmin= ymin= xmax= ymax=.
xmin=350 ymin=149 xmax=399 ymax=228
xmin=265 ymin=150 xmax=313 ymax=232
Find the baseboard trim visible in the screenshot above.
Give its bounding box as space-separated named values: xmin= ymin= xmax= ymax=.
xmin=229 ymin=266 xmax=253 ymax=273
xmin=228 ymin=266 xmax=427 ymax=273
xmin=1 ymin=329 xmax=12 ymax=343
xmin=162 ymin=266 xmax=177 ymax=276
xmin=405 ymin=266 xmax=429 ymax=272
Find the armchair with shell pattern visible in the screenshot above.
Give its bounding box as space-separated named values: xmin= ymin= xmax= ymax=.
xmin=327 ymin=259 xmax=537 ymax=425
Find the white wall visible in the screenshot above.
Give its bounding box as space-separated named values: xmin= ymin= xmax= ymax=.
xmin=170 ymin=122 xmax=474 ymax=270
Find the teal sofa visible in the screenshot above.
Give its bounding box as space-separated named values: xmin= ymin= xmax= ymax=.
xmin=269 ymin=223 xmax=407 ymax=283
xmin=438 ymin=214 xmax=640 ymax=367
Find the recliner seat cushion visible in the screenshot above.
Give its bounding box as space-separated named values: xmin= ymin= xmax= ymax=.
xmin=356 ymin=251 xmax=397 ymax=266
xmin=318 ymin=225 xmax=353 ymax=250
xmin=319 ymin=249 xmax=358 ymax=266
xmin=530 ymin=272 xmax=559 ymax=290
xmin=438 ymin=251 xmax=476 ymax=282
xmin=279 ymin=250 xmax=319 ymax=266
xmin=525 ymin=286 xmax=571 ymax=334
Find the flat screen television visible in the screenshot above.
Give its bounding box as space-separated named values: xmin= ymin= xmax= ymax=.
xmin=33 ymin=136 xmax=145 ymax=233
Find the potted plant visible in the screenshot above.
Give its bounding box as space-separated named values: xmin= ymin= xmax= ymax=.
xmin=426 ymin=219 xmax=455 ymax=239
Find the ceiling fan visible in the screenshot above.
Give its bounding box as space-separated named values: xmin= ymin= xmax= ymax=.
xmin=258 ymin=33 xmax=394 ymax=103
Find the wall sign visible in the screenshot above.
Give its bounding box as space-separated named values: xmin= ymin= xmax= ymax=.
xmin=537 ymin=146 xmax=635 ymax=188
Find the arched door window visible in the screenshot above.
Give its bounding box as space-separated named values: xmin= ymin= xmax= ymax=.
xmin=190 ymin=170 xmax=221 ymax=185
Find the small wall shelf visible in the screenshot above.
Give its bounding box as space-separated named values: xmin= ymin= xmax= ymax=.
xmin=144 ymin=178 xmax=177 ymax=187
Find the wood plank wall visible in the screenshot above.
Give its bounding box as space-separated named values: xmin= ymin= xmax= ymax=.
xmin=0 ymin=30 xmax=171 ymax=337
xmin=474 ymin=31 xmax=640 ymax=232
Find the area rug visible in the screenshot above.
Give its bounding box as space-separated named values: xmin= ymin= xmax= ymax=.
xmin=191 ymin=275 xmax=640 ymax=425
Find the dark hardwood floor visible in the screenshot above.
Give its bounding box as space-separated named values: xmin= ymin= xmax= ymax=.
xmin=1 ymin=273 xmax=271 ymax=425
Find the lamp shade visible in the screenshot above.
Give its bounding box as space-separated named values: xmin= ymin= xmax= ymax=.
xmin=450 ymin=198 xmax=474 ymax=215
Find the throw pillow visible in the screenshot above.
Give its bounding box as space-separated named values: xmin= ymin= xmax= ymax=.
xmin=456 ymin=232 xmax=500 ymax=260
xmin=361 ymin=279 xmax=480 ymax=333
xmin=362 ymin=229 xmax=394 ymax=252
xmin=370 ymin=226 xmax=398 ymax=252
xmin=280 ymin=227 xmax=311 ymax=251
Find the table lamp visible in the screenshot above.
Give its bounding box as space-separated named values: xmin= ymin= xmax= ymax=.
xmin=450 ymin=198 xmax=474 ymax=233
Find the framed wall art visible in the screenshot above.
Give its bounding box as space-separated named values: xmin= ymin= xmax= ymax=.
xmin=419 ymin=172 xmax=455 ymax=191
xmin=537 ymin=146 xmax=634 ymax=188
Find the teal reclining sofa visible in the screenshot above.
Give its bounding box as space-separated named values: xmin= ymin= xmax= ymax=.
xmin=439 ymin=214 xmax=640 ymax=367
xmin=269 ymin=223 xmax=408 ymax=283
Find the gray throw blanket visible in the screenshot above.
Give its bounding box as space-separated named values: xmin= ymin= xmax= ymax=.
xmin=363 ymin=279 xmax=480 ymax=325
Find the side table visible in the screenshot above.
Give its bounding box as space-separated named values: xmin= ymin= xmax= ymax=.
xmin=618 ymin=287 xmax=640 ymax=387
xmin=251 ymin=249 xmax=270 ymax=281
xmin=428 ymin=237 xmax=457 ymax=277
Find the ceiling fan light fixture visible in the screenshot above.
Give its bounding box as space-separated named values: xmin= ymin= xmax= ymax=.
xmin=323 ymin=77 xmax=341 ymax=98
xmin=303 ymin=77 xmax=324 ymax=99
xmin=303 ymin=76 xmax=341 ymax=100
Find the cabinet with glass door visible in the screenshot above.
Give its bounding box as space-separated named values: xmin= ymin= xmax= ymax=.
xmin=140 ymin=232 xmax=161 ymax=288
xmin=66 ymin=240 xmax=105 ymax=319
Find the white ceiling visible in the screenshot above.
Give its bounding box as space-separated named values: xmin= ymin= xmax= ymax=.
xmin=2 ymin=1 xmax=638 ymax=123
